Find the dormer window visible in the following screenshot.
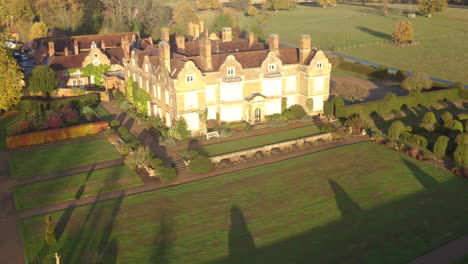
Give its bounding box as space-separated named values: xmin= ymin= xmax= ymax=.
xmin=316 ymin=62 xmax=323 ymax=69
xmin=227 ymin=67 xmax=235 ymax=76
xmin=186 ymin=74 xmax=195 ymax=83
xmin=268 ymin=64 xmax=276 ymax=72
xmin=93 ymin=60 xmax=100 ymax=66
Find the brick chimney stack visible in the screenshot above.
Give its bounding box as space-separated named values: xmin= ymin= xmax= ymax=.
xmin=74 ymin=40 xmax=79 ymax=55
xmin=161 ymin=27 xmax=170 ymax=43
xmin=159 ymin=42 xmax=171 ymax=71
xmin=199 ymin=21 xmax=205 ymax=35
xmin=193 ymin=24 xmax=200 ymax=38
xmin=299 ymin=35 xmax=311 ymax=64
xmin=199 ymin=38 xmax=212 ymax=71
xmin=222 ymin=27 xmax=232 ymax=42
xmin=64 ymin=47 xmax=69 ymax=56
xmin=248 ymin=32 xmax=255 ymax=47
xmin=176 ymin=35 xmax=185 ymax=50
xmin=269 ymin=34 xmax=279 ymax=53
xmin=101 ymin=40 xmax=106 ymax=51
xmin=148 ymin=36 xmax=153 ymax=45
xmin=48 ymin=41 xmax=55 ymax=56
xmin=187 ymin=22 xmax=194 ymax=37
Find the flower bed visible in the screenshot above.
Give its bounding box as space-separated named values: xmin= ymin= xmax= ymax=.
xmin=6 ymin=121 xmax=109 ymax=149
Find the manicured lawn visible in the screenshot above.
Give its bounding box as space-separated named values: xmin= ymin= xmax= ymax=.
xmin=14 ymin=165 xmax=143 ymax=210
xmin=8 ymin=139 xmax=122 ymax=179
xmin=0 ymin=113 xmax=20 ymax=149
xmin=182 ymin=125 xmax=321 ymax=157
xmin=202 ymin=5 xmax=468 ymax=83
xmin=20 ymin=142 xmax=468 ymax=264
xmin=95 ymin=104 xmax=114 ymax=123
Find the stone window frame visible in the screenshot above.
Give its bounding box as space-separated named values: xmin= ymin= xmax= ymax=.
xmin=227 ymin=67 xmax=235 ymax=76
xmin=316 ymin=61 xmax=323 ymax=70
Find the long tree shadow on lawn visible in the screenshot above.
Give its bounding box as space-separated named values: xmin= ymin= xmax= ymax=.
xmin=206 ymin=162 xmax=464 ymax=264
xmin=228 ymin=205 xmax=256 ymax=263
xmin=150 ymin=198 xmax=174 ymax=263
xmin=356 ymin=26 xmax=392 ymax=40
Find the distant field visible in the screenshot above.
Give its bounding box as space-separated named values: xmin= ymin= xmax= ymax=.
xmin=14 ymin=165 xmax=143 ymax=210
xmin=20 ymin=142 xmax=468 ymax=264
xmin=8 ymin=139 xmax=121 ymax=178
xmin=202 ymin=5 xmax=468 ymax=83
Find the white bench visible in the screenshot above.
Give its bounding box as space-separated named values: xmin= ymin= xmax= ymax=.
xmin=206 ymin=131 xmax=219 ymax=140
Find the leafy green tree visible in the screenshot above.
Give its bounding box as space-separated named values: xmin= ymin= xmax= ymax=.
xmin=229 ymin=0 xmax=252 ymax=12
xmin=212 ymin=12 xmax=235 ymax=33
xmin=392 ymin=21 xmax=414 ymax=44
xmin=388 ymin=120 xmax=405 ymax=140
xmin=401 ymin=73 xmax=432 ymax=93
xmin=267 ymin=0 xmax=291 ymax=10
xmin=418 ymin=0 xmax=447 ymax=14
xmin=247 ymin=5 xmax=258 ymax=16
xmin=172 ymin=2 xmax=199 ymax=34
xmin=0 ymin=39 xmax=24 ymax=110
xmin=133 ymin=86 xmax=150 ymax=115
xmin=433 ymin=135 xmax=449 ymax=157
xmin=26 ymin=66 xmax=59 ymax=97
xmin=81 ymin=64 xmax=110 ymax=87
xmin=249 ymin=17 xmax=265 ymax=41
xmin=125 ymin=78 xmax=135 ymax=103
xmin=29 ymin=21 xmax=48 ymax=40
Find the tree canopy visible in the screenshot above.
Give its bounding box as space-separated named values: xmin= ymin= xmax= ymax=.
xmin=29 ymin=21 xmax=48 ymax=40
xmin=26 ymin=66 xmax=59 ymax=96
xmin=0 ymin=37 xmax=24 ymax=110
xmin=392 ymin=21 xmax=414 ymax=44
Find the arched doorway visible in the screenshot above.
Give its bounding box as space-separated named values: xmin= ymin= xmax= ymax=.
xmin=255 ymin=108 xmax=261 ymax=123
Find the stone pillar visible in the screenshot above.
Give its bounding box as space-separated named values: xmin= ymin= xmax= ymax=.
xmin=161 ymin=27 xmax=170 ymax=43
xmin=222 ymin=27 xmax=232 ymax=42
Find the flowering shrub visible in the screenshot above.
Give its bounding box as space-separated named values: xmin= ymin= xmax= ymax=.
xmin=62 ymin=105 xmax=79 ymax=125
xmin=47 ymin=114 xmax=63 ymax=129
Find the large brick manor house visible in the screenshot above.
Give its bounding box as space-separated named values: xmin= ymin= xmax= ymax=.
xmin=28 ymin=22 xmax=331 ymax=131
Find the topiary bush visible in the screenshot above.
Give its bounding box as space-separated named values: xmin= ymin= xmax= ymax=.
xmin=421 ymin=112 xmax=436 ymax=124
xmin=455 ymin=133 xmax=468 ymax=145
xmin=185 ymin=150 xmax=200 ymax=159
xmin=388 ymin=120 xmax=405 ymax=140
xmin=447 ymin=120 xmax=463 ymax=132
xmin=433 ymin=135 xmax=449 ymax=158
xmin=440 ymin=111 xmax=453 ymax=124
xmin=151 ymin=158 xmax=163 ymax=168
xmin=395 ymin=70 xmax=408 ymax=82
xmin=187 ymin=155 xmax=214 ymax=174
xmin=321 ymin=124 xmax=332 ymax=133
xmin=453 ymin=144 xmax=467 ymax=166
xmin=283 ymin=105 xmax=306 ymax=120
xmin=157 ymin=166 xmax=177 ymax=182
xmin=118 ymin=126 xmax=129 ymax=136
xmin=110 ymin=119 xmax=121 ymax=128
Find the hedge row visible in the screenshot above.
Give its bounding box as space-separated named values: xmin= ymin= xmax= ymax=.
xmin=13 ymin=94 xmax=99 ymax=113
xmin=325 ymin=88 xmax=459 ymax=118
xmin=336 ymin=60 xmax=377 ymax=76
xmin=6 ymin=121 xmax=109 ymax=149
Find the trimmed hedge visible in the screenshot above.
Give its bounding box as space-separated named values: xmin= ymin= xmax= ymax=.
xmin=337 ymin=60 xmax=376 ymax=76
xmin=325 ymin=88 xmax=459 ymax=118
xmin=187 ymin=156 xmax=214 ymax=174
xmin=14 ymin=94 xmax=100 ymax=113
xmin=228 ymin=121 xmax=249 ymax=131
xmin=6 ymin=121 xmax=109 ymax=149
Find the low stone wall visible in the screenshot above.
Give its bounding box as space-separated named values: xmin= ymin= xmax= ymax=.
xmin=54 ymin=89 xmax=109 ymax=101
xmin=210 ymin=133 xmax=333 ymax=165
xmin=6 ymin=121 xmax=109 ymax=149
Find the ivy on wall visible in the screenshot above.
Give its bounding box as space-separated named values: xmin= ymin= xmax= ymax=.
xmin=125 ymin=78 xmax=150 ymax=115
xmin=81 ymin=64 xmax=110 ymax=87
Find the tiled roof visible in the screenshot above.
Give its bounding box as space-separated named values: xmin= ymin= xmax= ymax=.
xmin=32 ymin=32 xmax=138 ymax=53
xmin=48 ymin=54 xmax=88 ymax=71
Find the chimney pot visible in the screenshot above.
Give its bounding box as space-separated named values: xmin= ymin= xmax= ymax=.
xmin=48 ymin=41 xmax=55 ymax=56
xmin=222 ymin=27 xmax=232 ymax=42
xmin=199 ymin=39 xmax=212 ymax=71
xmin=64 ymin=47 xmax=69 ymax=56
xmin=159 ymin=42 xmax=171 ymax=70
xmin=74 ymin=40 xmax=79 ymax=55
xmin=161 ymin=28 xmax=170 ymax=43
xmin=269 ymin=34 xmax=279 ymax=53
xmin=299 ymin=35 xmax=311 ymax=64
xmin=248 ymin=32 xmax=255 ymax=47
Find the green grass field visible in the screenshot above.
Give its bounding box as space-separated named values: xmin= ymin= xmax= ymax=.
xmin=8 ymin=139 xmax=122 ymax=179
xmin=202 ymin=5 xmax=468 ymax=83
xmin=14 ymin=165 xmax=143 ymax=210
xmin=181 ymin=124 xmax=321 ymax=157
xmin=20 ymin=142 xmax=468 ymax=264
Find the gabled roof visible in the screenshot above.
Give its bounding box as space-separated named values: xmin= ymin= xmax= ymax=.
xmin=48 ymin=54 xmax=88 ymax=71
